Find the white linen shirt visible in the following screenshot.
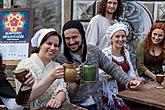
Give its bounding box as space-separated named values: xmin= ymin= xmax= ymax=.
xmin=86 ymin=15 xmax=117 ymax=50
xmin=15 ymin=53 xmax=67 ymax=109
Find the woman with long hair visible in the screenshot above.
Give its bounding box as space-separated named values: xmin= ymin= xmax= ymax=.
xmin=136 ymin=21 xmax=165 ymax=82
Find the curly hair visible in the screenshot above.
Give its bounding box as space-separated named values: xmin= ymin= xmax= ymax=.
xmin=98 ymin=0 xmax=123 ymax=20
xmin=145 ymin=22 xmax=165 ymax=63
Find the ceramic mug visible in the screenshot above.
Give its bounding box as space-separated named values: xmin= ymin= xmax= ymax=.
xmin=63 ymin=62 xmax=77 ymax=83
xmin=82 ymin=64 xmax=96 ymax=83
xmin=0 ymin=105 xmax=6 ymax=110
xmin=13 ymin=68 xmax=29 ymax=83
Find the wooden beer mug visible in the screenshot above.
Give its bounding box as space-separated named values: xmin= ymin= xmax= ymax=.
xmin=13 ymin=68 xmax=32 ymax=105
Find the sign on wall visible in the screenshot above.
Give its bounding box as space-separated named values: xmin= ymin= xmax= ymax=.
xmin=0 ymin=8 xmax=33 ymax=61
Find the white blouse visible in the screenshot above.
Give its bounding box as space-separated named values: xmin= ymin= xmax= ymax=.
xmin=15 ymin=53 xmax=67 ymax=109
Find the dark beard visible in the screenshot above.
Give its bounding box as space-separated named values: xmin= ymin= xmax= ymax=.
xmin=69 ymin=43 xmax=83 ymax=53
xmin=106 ymin=9 xmax=115 ymax=15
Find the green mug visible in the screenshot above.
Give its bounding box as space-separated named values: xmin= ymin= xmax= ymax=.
xmin=82 ymin=64 xmax=96 ymax=83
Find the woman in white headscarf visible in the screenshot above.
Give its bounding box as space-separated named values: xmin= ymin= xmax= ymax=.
xmin=15 ymin=28 xmax=69 ymax=109
xmin=100 ymin=23 xmax=137 ymax=110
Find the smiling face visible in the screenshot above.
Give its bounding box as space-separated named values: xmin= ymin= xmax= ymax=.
xmin=151 ymin=29 xmax=165 ymax=45
xmin=64 ymin=28 xmax=83 ymax=53
xmin=39 ymin=35 xmax=59 ymax=61
xmin=106 ymin=0 xmax=118 ymax=14
xmin=111 ymin=30 xmax=126 ymax=49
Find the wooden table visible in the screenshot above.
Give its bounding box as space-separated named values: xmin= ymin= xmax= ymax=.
xmin=32 ymin=101 xmax=87 ymax=110
xmin=117 ymin=81 xmax=165 ymax=110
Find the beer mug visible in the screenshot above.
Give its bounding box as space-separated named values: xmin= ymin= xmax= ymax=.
xmin=13 ymin=68 xmax=32 ymax=105
xmin=0 ymin=105 xmax=6 ymax=110
xmin=63 ymin=62 xmax=77 ymax=83
xmin=82 ymin=64 xmax=96 ymax=83
xmin=13 ymin=68 xmax=29 ymax=83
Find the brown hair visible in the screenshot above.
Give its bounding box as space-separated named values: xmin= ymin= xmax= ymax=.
xmin=98 ymin=0 xmax=123 ymax=20
xmin=145 ymin=22 xmax=165 ymax=63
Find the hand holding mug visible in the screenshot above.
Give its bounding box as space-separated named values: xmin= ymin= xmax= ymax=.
xmin=51 ymin=65 xmax=64 ymax=80
xmin=24 ymin=71 xmax=35 ymax=87
xmin=14 ymin=68 xmax=35 ymax=90
xmin=14 ymin=68 xmax=29 ymax=84
xmin=75 ymin=65 xmax=82 ymax=80
xmin=14 ymin=68 xmax=34 ymax=105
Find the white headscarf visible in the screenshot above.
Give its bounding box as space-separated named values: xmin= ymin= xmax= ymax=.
xmin=106 ymin=22 xmax=129 ymax=40
xmin=31 ymin=28 xmax=56 ymax=47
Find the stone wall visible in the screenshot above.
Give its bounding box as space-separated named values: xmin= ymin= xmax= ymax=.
xmin=31 ymin=0 xmax=62 ymax=34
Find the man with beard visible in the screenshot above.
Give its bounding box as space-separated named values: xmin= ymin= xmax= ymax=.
xmin=56 ymin=20 xmax=140 ymax=110
xmin=86 ymin=0 xmax=123 ymax=50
